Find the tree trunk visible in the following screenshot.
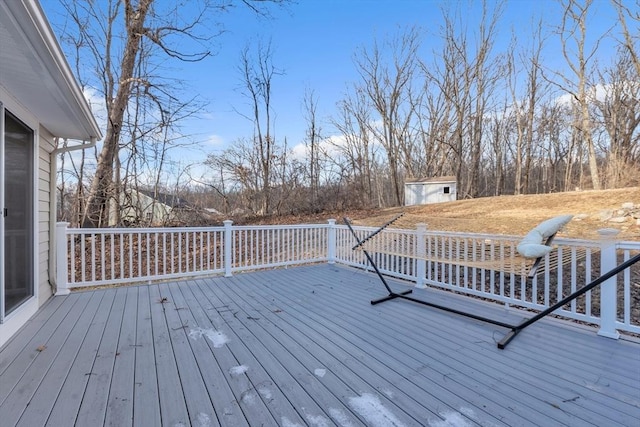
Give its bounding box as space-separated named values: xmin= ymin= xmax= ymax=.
xmin=83 ymin=0 xmax=152 ymax=227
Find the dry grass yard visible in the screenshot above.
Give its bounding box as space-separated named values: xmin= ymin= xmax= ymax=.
xmin=345 ymin=187 xmax=640 ymax=240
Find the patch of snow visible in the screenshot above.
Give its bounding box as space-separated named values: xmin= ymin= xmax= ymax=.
xmin=329 ymin=407 xmax=355 ymax=427
xmin=382 ymin=389 xmax=394 ymax=399
xmin=241 ymin=389 xmax=256 ymax=405
xmin=195 ymin=412 xmax=212 ymax=427
xmin=281 ymin=417 xmax=304 ymax=427
xmin=229 ymin=365 xmax=249 ymax=376
xmin=458 ymin=407 xmax=476 ymax=419
xmin=305 ymin=413 xmax=331 ymax=427
xmin=314 ymin=368 xmax=326 ymax=378
xmin=188 ymin=327 xmax=229 ymax=348
xmin=348 ymin=393 xmax=406 ymax=427
xmin=188 ymin=327 xmax=205 ymax=339
xmin=429 ymin=410 xmax=474 ymax=427
xmin=258 ymin=386 xmax=272 ymax=400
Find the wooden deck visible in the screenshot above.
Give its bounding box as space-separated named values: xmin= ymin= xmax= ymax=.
xmin=1 ymin=264 xmax=638 ymax=426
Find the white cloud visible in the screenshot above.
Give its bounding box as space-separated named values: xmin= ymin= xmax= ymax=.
xmin=83 ymin=86 xmax=108 ymax=133
xmin=554 ymin=81 xmax=640 ymax=108
xmin=291 ymin=142 xmax=307 ymax=160
xmin=204 ymin=134 xmax=225 ymax=146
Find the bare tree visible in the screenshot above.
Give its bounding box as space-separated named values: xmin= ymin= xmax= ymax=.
xmin=235 ymin=40 xmax=283 ymax=215
xmin=428 ymin=1 xmax=505 ymax=198
xmin=612 ymin=0 xmax=640 ymax=76
xmin=57 ymin=0 xmax=288 ymax=227
xmin=353 ymin=26 xmax=421 ymax=205
xmin=331 ymin=87 xmax=379 ymax=207
xmin=508 ymin=18 xmax=550 ymax=194
xmin=594 ymin=50 xmax=640 ymax=187
xmin=553 ymin=0 xmax=604 ymax=190
xmin=302 ymin=88 xmax=322 ymax=207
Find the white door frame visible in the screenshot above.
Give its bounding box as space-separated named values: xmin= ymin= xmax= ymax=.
xmin=0 ymin=93 xmax=40 ymax=348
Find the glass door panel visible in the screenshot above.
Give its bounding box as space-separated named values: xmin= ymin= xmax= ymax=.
xmin=3 ymin=111 xmax=33 ymax=315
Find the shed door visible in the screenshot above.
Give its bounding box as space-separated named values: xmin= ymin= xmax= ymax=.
xmin=1 ymin=110 xmax=34 ymax=318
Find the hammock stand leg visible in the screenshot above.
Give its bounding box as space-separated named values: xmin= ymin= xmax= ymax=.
xmin=343 ymin=217 xmax=413 ymax=302
xmin=497 ymin=251 xmax=640 ymax=349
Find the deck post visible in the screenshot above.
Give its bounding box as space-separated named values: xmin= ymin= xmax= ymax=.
xmin=223 ymin=220 xmax=233 ymax=277
xmin=597 ymin=228 xmax=620 ymax=339
xmin=327 ymin=219 xmax=336 ymax=264
xmin=415 ymin=223 xmax=427 ymax=288
xmin=55 ymin=222 xmax=70 ymax=295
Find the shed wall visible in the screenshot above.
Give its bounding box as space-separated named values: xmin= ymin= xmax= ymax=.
xmin=404 ymin=182 xmax=457 ymax=206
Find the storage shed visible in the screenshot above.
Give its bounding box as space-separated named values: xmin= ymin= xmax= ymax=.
xmin=404 ymin=176 xmax=457 ymax=206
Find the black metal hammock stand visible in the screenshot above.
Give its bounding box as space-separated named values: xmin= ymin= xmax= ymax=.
xmin=344 ymin=216 xmax=640 ymax=349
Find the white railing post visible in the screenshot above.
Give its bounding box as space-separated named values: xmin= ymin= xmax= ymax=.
xmin=327 ymin=219 xmax=336 ymax=264
xmin=55 ymin=222 xmax=70 ymax=296
xmin=597 ymin=228 xmax=620 ymax=339
xmin=415 ymin=223 xmax=427 ymax=288
xmin=223 ymin=220 xmax=233 ymax=277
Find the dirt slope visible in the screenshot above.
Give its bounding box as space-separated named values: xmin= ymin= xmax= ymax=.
xmin=348 ymin=187 xmax=640 ymax=240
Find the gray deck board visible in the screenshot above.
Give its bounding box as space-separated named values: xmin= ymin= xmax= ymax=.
xmin=104 ymin=286 xmax=139 ymax=426
xmin=198 ymin=278 xmax=370 ymax=426
xmin=296 ymin=270 xmax=636 ymax=418
xmin=74 ymin=287 xmax=127 ymax=426
xmin=236 ymin=269 xmax=532 ymax=426
xmin=346 ymin=271 xmax=640 ymax=422
xmin=178 ymin=278 xmax=283 ymax=426
xmin=231 ymin=270 xmax=519 ymax=426
xmin=274 ymin=267 xmax=636 ymax=426
xmin=15 ymin=291 xmax=105 ymax=427
xmin=183 ymin=278 xmax=309 ymax=426
xmin=132 ymin=285 xmax=161 ymax=427
xmin=0 ymin=264 xmax=638 ymax=426
xmin=0 ymin=293 xmax=82 ymax=399
xmin=168 ymin=281 xmax=250 ymax=427
xmin=0 ymin=295 xmax=66 ymax=375
xmin=148 ymin=284 xmax=191 ymax=426
xmin=213 ymin=275 xmax=453 ymax=425
xmin=159 ymin=282 xmax=220 ymax=427
xmin=0 ymin=292 xmax=93 ymax=425
xmin=294 ymin=267 xmax=640 ymax=424
xmin=44 ymin=289 xmax=117 ymax=426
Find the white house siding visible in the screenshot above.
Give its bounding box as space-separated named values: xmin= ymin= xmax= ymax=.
xmin=37 ymin=127 xmax=54 ymax=305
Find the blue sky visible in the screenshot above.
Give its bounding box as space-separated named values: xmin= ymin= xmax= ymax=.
xmin=42 ymin=0 xmax=619 ymax=170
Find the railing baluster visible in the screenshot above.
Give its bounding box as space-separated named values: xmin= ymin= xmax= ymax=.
xmin=170 ymin=231 xmax=174 ymax=273
xmin=79 ymin=233 xmax=86 ymax=282
xmin=90 ymin=234 xmax=95 ymax=283
xmin=192 ymin=231 xmax=197 ymax=271
xmin=70 ymin=231 xmax=76 ymax=284
xmin=154 ymin=232 xmax=159 ymax=277
xmin=128 ymin=233 xmax=133 ymax=279
xmin=144 ymin=232 xmax=151 ymax=277
xmin=178 ymin=231 xmax=183 ymax=273
xmin=585 ymin=249 xmax=593 ymax=318
xmin=100 ymin=234 xmax=105 ymax=282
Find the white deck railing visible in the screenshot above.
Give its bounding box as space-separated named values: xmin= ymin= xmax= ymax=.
xmin=55 ymin=220 xmax=640 ymax=335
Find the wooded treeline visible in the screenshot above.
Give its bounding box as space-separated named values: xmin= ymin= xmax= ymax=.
xmin=55 ymin=0 xmax=640 ymax=227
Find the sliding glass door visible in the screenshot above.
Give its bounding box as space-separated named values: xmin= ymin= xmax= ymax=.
xmin=1 ymin=109 xmax=34 ymax=318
